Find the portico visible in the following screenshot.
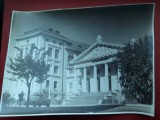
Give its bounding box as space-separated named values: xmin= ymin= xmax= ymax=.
xmin=68 ymin=36 xmax=123 ymax=94
xmin=72 ymin=61 xmax=121 ymax=94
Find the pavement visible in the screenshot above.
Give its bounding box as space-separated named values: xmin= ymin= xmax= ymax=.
xmin=0 ymin=104 xmax=123 ymax=116
xmin=0 ymin=104 xmax=154 ymax=116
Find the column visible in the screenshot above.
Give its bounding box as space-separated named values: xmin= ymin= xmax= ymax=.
xmin=93 ymin=65 xmax=98 ymax=92
xmin=82 ymin=67 xmax=87 ymax=92
xmin=48 ymin=79 xmax=51 ymax=99
xmin=74 ymin=68 xmax=78 ymax=93
xmin=117 ymin=68 xmax=121 ymax=103
xmin=105 ymin=64 xmax=109 ymax=92
xmin=117 ymin=68 xmax=121 ymax=90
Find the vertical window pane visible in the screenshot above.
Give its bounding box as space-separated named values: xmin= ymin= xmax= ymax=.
xmin=54 ymin=81 xmax=57 ymax=88
xmin=46 ymin=80 xmax=49 ymax=88
xmin=48 ymin=47 xmax=53 ymax=58
xmin=54 ymin=81 xmax=58 ymax=91
xmin=47 ymin=64 xmax=51 ymax=73
xmin=54 ymin=66 xmax=59 ymax=75
xmin=55 ymin=49 xmax=59 ymax=59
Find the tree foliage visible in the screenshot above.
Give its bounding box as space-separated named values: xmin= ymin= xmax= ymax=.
xmin=7 ymin=45 xmax=50 ymax=108
xmin=116 ymin=35 xmax=153 ymax=104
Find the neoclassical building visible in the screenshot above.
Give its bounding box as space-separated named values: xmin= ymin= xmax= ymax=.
xmin=3 ymin=26 xmax=123 ymax=102
xmin=66 ymin=36 xmax=122 ymax=95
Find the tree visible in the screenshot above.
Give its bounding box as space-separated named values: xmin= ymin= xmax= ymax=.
xmin=7 ymin=44 xmax=50 ymax=108
xmin=116 ymin=35 xmax=153 ymax=104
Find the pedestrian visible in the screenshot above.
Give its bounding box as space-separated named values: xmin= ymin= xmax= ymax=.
xmin=2 ymin=91 xmax=10 ymax=107
xmin=18 ymin=91 xmax=24 ymax=107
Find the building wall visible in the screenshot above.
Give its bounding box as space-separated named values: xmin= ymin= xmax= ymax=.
xmin=6 ymin=32 xmax=85 ymax=100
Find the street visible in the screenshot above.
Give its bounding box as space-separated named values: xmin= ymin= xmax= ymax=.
xmin=0 ymin=104 xmax=122 ymax=115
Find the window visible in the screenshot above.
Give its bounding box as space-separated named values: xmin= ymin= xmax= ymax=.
xmin=46 ymin=38 xmax=49 ymax=42
xmin=54 ymin=66 xmax=59 ymax=75
xmin=47 ymin=64 xmax=51 ymax=73
xmin=46 ymin=80 xmax=49 ymax=88
xmin=67 ymin=42 xmax=72 ymax=46
xmin=48 ymin=47 xmax=53 ymax=58
xmin=55 ymin=49 xmax=60 ymax=59
xmin=70 ymin=82 xmax=73 ymax=89
xmin=69 ymin=69 xmax=74 ymax=74
xmin=52 ymin=40 xmax=56 ymax=44
xmin=54 ymin=81 xmax=58 ymax=91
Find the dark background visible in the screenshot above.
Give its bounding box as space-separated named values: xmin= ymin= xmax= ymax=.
xmin=0 ymin=0 xmax=160 ymax=120
xmin=0 ymin=0 xmax=4 ymax=51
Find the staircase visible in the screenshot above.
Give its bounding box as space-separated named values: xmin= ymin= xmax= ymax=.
xmin=65 ymin=92 xmax=107 ymax=105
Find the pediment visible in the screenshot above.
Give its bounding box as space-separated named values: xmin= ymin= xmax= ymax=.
xmin=70 ymin=42 xmax=123 ymax=64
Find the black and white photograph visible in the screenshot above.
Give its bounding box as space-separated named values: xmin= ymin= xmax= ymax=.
xmin=0 ymin=3 xmax=154 ymax=116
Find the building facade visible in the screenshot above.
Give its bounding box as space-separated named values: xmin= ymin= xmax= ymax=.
xmin=4 ymin=26 xmax=88 ymax=100
xmin=4 ymin=26 xmax=123 ymax=102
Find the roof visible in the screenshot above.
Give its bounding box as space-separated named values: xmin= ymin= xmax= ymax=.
xmin=70 ymin=41 xmax=124 ymax=65
xmin=15 ymin=25 xmax=71 ymax=41
xmin=14 ymin=25 xmax=89 ymax=51
xmin=65 ymin=40 xmax=89 ymax=52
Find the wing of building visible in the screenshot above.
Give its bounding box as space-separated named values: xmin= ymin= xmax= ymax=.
xmin=67 ymin=35 xmax=123 ymax=95
xmin=5 ymin=26 xmax=88 ymax=100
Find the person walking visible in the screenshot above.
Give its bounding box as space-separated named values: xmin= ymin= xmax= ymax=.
xmin=18 ymin=91 xmax=24 ymax=107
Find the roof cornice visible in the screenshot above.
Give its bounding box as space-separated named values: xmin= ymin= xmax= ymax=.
xmin=14 ymin=29 xmax=71 ymax=42
xmin=70 ymin=41 xmax=124 ymax=65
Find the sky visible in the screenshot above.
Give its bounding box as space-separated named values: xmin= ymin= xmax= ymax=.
xmin=8 ymin=3 xmax=154 ymax=54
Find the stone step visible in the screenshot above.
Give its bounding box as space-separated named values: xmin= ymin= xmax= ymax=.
xmin=65 ymin=92 xmax=107 ymax=105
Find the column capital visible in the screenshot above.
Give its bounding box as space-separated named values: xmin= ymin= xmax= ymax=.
xmin=105 ymin=63 xmax=109 ymax=66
